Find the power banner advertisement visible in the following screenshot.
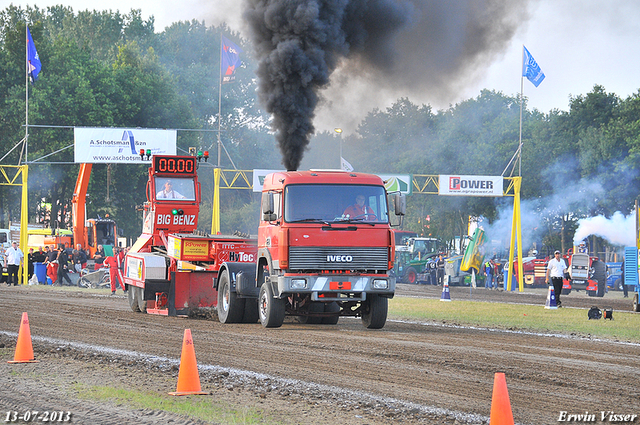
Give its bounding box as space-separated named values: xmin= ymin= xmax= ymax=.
xmin=74 ymin=127 xmax=177 ymax=164
xmin=439 ymin=175 xmax=503 ymax=197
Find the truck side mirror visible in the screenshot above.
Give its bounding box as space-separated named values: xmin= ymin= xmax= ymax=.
xmin=394 ymin=193 xmax=406 ymax=216
xmin=262 ymin=193 xmax=275 ymax=221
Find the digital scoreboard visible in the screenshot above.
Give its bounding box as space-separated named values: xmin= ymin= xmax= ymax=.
xmin=152 ymin=156 xmax=196 ymax=175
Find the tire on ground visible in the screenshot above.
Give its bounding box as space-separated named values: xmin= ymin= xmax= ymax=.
xmin=615 ymin=278 xmax=622 ymax=291
xmin=136 ymin=285 xmax=147 ymax=313
xmin=361 ymin=294 xmax=388 ymax=329
xmin=322 ymin=301 xmax=340 ymax=325
xmin=299 ymin=302 xmax=323 ymax=324
xmin=217 ymin=270 xmax=246 ymax=323
xmin=259 ymin=283 xmax=285 ymax=328
xmin=128 ymin=286 xmax=141 ymax=312
xmin=405 ymin=267 xmax=418 ymax=285
xmin=634 ymin=293 xmax=640 ymax=313
xmin=242 ymin=298 xmax=259 ymax=323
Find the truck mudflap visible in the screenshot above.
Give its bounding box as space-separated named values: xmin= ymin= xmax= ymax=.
xmin=276 ymin=275 xmax=395 ymax=300
xmin=221 ymin=262 xmax=258 ymax=298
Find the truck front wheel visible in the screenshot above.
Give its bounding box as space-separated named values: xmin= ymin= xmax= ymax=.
xmin=362 ymin=294 xmax=388 ymax=329
xmin=217 ymin=270 xmax=245 ymax=323
xmin=259 ymin=284 xmax=285 ymax=328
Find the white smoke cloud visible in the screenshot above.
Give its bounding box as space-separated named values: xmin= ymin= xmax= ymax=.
xmin=573 ymin=211 xmax=635 ymax=247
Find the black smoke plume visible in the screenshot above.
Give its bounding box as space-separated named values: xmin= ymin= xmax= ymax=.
xmin=243 ymin=0 xmax=529 ymax=171
xmin=243 ymin=0 xmax=412 ymax=171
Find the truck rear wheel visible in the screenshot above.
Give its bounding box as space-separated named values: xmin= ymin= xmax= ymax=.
xmin=128 ymin=286 xmax=140 ymax=312
xmin=362 ymin=294 xmax=388 ymax=329
xmin=322 ymin=302 xmax=340 ymax=325
xmin=242 ymin=299 xmax=259 ymax=323
xmin=217 ymin=270 xmax=245 ymax=323
xmin=299 ymin=302 xmax=323 ymax=324
xmin=259 ymin=283 xmax=285 ymax=328
xmin=593 ymin=260 xmax=606 ymax=297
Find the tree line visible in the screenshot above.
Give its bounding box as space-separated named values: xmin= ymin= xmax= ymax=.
xmin=1 ymin=5 xmax=638 ymax=253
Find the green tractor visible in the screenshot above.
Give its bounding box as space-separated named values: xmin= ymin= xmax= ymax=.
xmin=394 ymin=237 xmax=440 ymax=284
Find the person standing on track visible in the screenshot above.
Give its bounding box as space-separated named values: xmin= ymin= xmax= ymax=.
xmin=56 ymin=244 xmax=73 ymax=286
xmin=484 ymin=260 xmax=494 ymax=290
xmin=545 ymin=250 xmax=567 ymax=307
xmin=104 ymin=250 xmax=126 ymax=295
xmin=5 ymin=241 xmax=23 ymax=286
xmin=436 ymin=253 xmax=445 ymax=286
xmin=44 ymin=245 xmax=58 ymax=284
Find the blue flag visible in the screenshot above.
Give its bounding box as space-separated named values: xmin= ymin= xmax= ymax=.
xmin=522 ymin=46 xmax=544 ymax=87
xmin=27 ymin=27 xmax=42 ymax=83
xmin=221 ymin=35 xmax=242 ymax=84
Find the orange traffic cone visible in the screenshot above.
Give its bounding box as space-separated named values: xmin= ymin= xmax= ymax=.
xmin=8 ymin=312 xmax=39 ymax=364
xmin=169 ymin=329 xmax=207 ymax=396
xmin=489 ymin=372 xmax=514 ymax=425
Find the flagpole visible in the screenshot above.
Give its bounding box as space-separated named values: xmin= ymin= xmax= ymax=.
xmin=217 ymin=34 xmax=223 ymax=168
xmin=518 ymin=45 xmax=524 ymax=177
xmin=25 ymin=25 xmax=29 ymax=166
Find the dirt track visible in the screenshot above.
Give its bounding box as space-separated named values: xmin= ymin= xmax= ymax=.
xmin=1 ymin=283 xmax=639 ymax=425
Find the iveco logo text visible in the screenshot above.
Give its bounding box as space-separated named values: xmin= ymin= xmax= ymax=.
xmin=327 ymin=255 xmax=352 ymax=262
xmin=449 ymin=177 xmax=494 ymax=190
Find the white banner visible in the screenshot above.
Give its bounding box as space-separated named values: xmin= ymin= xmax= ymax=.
xmin=74 ymin=127 xmax=177 ymax=163
xmin=439 ymin=175 xmax=503 ymax=197
xmin=252 ymin=169 xmax=285 ymax=192
xmin=377 ymin=174 xmax=412 ymax=195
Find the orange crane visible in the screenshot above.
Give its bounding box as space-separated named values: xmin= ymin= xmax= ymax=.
xmin=71 ymin=163 xmax=118 ymax=258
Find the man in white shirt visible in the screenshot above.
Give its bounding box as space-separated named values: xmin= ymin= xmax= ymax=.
xmin=156 ymin=180 xmax=186 ymax=199
xmin=545 ymin=250 xmax=567 ymax=307
xmin=5 ymin=241 xmax=24 ymax=286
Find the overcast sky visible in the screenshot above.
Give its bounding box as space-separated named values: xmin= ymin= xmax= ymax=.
xmin=9 ymin=0 xmax=640 ymax=133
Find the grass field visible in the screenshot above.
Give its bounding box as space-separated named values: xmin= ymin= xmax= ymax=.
xmin=388 ymin=297 xmax=640 ymax=343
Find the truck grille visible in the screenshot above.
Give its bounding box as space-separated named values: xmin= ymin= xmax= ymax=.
xmin=289 ymin=247 xmax=388 ymax=270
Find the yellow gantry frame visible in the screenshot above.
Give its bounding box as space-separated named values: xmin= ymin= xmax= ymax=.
xmin=0 ymin=165 xmax=29 ymax=285
xmin=211 ymin=171 xmax=524 ymax=291
xmin=411 ymin=174 xmax=523 ymax=291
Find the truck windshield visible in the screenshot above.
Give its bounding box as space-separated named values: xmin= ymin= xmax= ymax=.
xmin=284 ymin=184 xmax=389 ymax=223
xmin=413 ymin=239 xmax=438 ymax=254
xmin=154 ymin=177 xmax=196 ymax=201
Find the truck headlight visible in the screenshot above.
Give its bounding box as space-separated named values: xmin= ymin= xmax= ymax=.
xmin=372 ymin=279 xmax=388 ymax=289
xmin=291 ymin=278 xmax=307 ymax=289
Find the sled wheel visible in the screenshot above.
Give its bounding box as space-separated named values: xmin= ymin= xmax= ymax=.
xmin=128 ymin=286 xmax=141 ymax=312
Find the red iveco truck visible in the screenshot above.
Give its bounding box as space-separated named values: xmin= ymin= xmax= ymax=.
xmin=125 ymin=155 xmax=405 ymax=329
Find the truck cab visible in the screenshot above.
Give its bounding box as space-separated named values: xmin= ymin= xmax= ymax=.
xmin=253 ymin=170 xmax=404 ymax=328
